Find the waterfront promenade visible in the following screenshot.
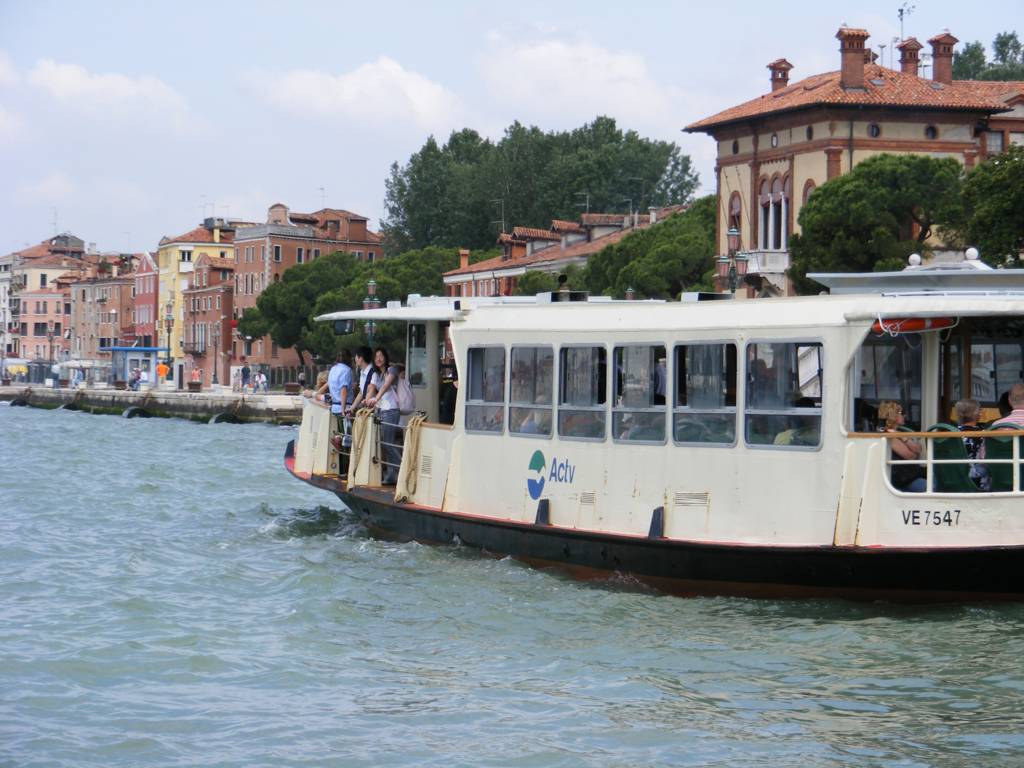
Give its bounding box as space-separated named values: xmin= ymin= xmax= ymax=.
xmin=0 ymin=384 xmax=302 ymax=424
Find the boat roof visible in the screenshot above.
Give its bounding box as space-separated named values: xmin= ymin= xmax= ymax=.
xmin=809 ymin=260 xmax=1024 ymax=295
xmin=316 ymin=291 xmax=1024 ymax=334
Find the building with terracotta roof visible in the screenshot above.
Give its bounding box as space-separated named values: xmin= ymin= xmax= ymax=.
xmin=156 ymin=218 xmax=236 ymax=385
xmin=2 ymin=234 xmax=86 ymax=358
xmin=180 ymin=253 xmax=235 ymax=387
xmin=69 ymin=275 xmax=134 ymax=364
xmin=685 ymin=25 xmax=1024 ymax=295
xmin=231 ymin=203 xmax=382 ymax=370
xmin=443 ymin=208 xmax=683 ymax=297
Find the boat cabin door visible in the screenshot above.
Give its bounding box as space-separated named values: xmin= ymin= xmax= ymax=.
xmin=405 ymin=321 xmax=446 ymax=423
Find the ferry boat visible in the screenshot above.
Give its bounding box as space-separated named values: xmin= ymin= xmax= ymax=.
xmin=284 ymin=256 xmax=1024 ymax=599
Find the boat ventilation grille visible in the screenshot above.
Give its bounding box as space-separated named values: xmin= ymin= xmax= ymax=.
xmin=420 ymin=453 xmax=433 ymax=478
xmin=673 ymin=491 xmax=709 ymax=509
xmin=580 ymin=491 xmax=597 ymax=506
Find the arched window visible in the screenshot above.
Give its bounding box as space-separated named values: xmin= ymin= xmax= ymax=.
xmin=802 ymin=179 xmax=816 ymax=205
xmin=728 ymin=192 xmax=742 ymax=239
xmin=759 ymin=178 xmax=770 ymax=249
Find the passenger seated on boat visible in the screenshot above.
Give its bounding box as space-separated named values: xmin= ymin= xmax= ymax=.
xmin=878 ymin=400 xmax=926 ymax=492
xmin=772 ymin=397 xmax=820 ymax=446
xmin=956 ymin=398 xmax=991 ymax=491
xmin=993 ymin=383 xmax=1024 ymax=428
xmin=466 ymin=404 xmax=503 ymax=432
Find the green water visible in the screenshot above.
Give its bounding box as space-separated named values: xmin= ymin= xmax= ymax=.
xmin=2 ymin=404 xmax=1024 ymax=767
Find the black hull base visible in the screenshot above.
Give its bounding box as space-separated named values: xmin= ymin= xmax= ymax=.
xmin=284 ymin=440 xmax=1024 ymax=600
xmin=339 ymin=487 xmax=1024 ymax=601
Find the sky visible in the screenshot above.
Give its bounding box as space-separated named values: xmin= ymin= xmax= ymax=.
xmin=0 ymin=0 xmax=1017 ymax=255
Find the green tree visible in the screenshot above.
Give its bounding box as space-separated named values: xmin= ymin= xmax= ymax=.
xmin=787 ymin=154 xmax=964 ymax=294
xmin=384 ymin=116 xmax=698 ymax=253
xmin=959 ymin=144 xmax=1024 ymax=263
xmin=952 ymin=31 xmax=1024 ymax=80
xmin=953 ymin=41 xmax=987 ymax=79
xmin=585 ymin=195 xmax=716 ymax=298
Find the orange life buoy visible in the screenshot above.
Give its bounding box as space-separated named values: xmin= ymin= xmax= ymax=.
xmin=871 ymin=317 xmax=956 ymax=335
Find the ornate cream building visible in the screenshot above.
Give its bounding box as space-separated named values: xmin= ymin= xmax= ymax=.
xmin=686 ymin=26 xmax=1024 ymax=294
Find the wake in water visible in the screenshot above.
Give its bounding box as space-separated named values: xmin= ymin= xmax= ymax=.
xmin=258 ymin=504 xmax=367 ymax=541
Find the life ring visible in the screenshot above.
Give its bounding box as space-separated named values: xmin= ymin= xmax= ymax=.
xmin=871 ymin=317 xmax=956 ymax=335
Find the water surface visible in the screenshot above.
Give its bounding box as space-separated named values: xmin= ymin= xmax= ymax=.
xmin=2 ymin=404 xmax=1023 ymax=767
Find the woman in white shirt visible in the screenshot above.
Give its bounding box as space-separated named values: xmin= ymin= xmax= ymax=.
xmin=365 ymin=347 xmax=401 ymax=484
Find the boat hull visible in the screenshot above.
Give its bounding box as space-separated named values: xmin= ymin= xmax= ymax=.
xmin=285 ymin=441 xmax=1024 ymax=600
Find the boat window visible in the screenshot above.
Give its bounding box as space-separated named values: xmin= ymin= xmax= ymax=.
xmin=745 ymin=342 xmax=823 ymax=448
xmin=612 ymin=345 xmax=666 ymax=442
xmin=465 ymin=346 xmax=505 ymax=433
xmin=510 ymin=346 xmax=553 ymax=437
xmin=407 ymin=323 xmax=428 ymax=387
xmin=558 ymin=346 xmax=607 ymax=440
xmin=852 ymin=335 xmax=923 ymax=430
xmin=674 ymin=343 xmax=737 ymax=445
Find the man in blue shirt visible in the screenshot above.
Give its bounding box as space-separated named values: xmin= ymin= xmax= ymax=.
xmin=328 ymin=350 xmax=353 ymax=457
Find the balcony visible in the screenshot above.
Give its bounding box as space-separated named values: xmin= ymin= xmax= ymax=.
xmin=182 ymin=343 xmax=206 ymax=356
xmin=739 ymin=249 xmax=790 ymax=293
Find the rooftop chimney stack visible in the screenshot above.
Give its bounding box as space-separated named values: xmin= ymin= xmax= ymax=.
xmin=928 ymin=31 xmax=958 ymax=85
xmin=836 ymin=26 xmax=870 ymax=90
xmin=897 ymin=37 xmax=923 ymax=76
xmin=459 ymin=248 xmax=470 ymax=270
xmin=767 ymin=58 xmax=794 ymax=92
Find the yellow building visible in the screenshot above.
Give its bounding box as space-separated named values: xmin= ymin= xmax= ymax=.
xmin=157 ymin=218 xmax=235 ymax=382
xmin=686 ymin=26 xmax=1024 ymax=295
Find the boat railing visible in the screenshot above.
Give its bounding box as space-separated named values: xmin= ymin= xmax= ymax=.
xmin=849 ymin=427 xmax=1024 ymax=493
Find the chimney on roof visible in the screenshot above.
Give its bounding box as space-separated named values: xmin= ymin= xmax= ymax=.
xmin=459 ymin=249 xmax=470 ymax=270
xmin=863 ymin=49 xmax=879 ymax=64
xmin=767 ymin=58 xmax=794 ymax=92
xmin=897 ymin=37 xmax=923 ymax=76
xmin=928 ymin=31 xmax=958 ymax=85
xmin=836 ymin=26 xmax=870 ymax=90
xmin=267 ymin=203 xmax=289 ymax=225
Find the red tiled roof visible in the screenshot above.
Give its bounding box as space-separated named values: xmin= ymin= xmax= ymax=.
xmin=446 ymin=207 xmax=686 ymax=277
xmin=159 ymin=226 xmax=235 ymax=246
xmin=686 ymin=64 xmax=1016 ymax=132
xmin=512 ymin=226 xmax=560 ymax=241
xmin=550 ymin=219 xmax=585 ymax=234
xmin=581 ymin=213 xmax=627 ymax=227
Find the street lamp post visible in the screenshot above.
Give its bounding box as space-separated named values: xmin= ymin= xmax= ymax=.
xmin=715 ymin=227 xmax=748 ymax=294
xmin=363 ymin=278 xmax=380 ymax=346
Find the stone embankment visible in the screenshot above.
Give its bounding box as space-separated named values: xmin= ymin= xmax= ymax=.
xmin=0 ymin=385 xmax=302 ymax=425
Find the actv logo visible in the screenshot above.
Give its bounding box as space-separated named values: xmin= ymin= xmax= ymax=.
xmin=527 ymin=450 xmax=546 ymax=500
xmin=526 ymin=450 xmax=576 ymax=501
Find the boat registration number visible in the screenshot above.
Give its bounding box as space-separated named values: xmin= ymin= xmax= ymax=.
xmin=901 ymin=509 xmax=960 ymax=527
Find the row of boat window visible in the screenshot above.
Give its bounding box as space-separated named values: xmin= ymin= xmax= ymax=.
xmin=465 ymin=341 xmax=824 ymax=448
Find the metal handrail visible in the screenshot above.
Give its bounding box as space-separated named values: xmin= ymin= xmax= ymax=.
xmin=881 ymin=428 xmax=1023 ymax=493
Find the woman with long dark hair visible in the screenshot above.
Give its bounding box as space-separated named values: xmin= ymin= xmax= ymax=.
xmin=365 ymin=347 xmax=401 ymax=484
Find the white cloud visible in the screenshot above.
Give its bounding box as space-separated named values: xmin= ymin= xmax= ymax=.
xmin=257 ymin=57 xmax=467 ymax=135
xmin=16 ymin=171 xmax=76 ymax=204
xmin=0 ymin=51 xmax=17 ymax=86
xmin=28 ymin=59 xmax=197 ymax=134
xmin=479 ymin=38 xmax=689 ymax=138
xmin=0 ymin=107 xmax=25 ymax=142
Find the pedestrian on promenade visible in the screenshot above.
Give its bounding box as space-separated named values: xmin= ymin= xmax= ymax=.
xmin=241 ymin=360 xmax=251 ymax=391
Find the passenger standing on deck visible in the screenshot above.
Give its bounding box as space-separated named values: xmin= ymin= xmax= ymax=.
xmin=878 ymin=400 xmax=926 ymax=492
xmin=365 ymin=347 xmax=401 ymax=485
xmin=347 ymin=346 xmax=374 ymax=414
xmin=327 ymin=351 xmax=353 ymax=455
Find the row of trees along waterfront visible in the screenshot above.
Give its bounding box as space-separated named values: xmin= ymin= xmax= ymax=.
xmin=382 ymin=116 xmax=699 ymax=254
